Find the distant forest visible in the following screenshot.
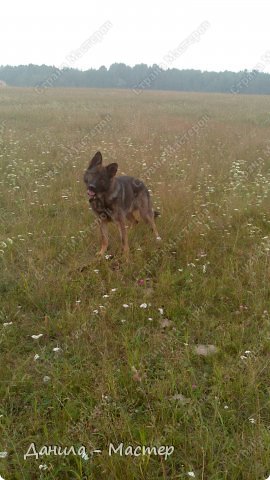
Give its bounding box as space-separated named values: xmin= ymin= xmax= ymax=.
xmin=1 ymin=63 xmax=270 ymax=94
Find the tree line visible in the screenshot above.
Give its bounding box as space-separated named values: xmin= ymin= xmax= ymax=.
xmin=0 ymin=63 xmax=270 ymax=94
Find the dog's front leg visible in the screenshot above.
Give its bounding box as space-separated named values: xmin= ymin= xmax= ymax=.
xmin=117 ymin=217 xmax=129 ymax=257
xmin=97 ymin=219 xmax=109 ymax=256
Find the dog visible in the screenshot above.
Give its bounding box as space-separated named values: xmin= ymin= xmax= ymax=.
xmin=83 ymin=151 xmax=161 ymax=256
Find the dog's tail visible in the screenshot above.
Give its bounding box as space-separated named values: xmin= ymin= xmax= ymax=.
xmin=154 ymin=210 xmax=160 ymax=218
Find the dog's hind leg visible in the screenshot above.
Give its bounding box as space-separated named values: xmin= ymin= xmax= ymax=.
xmin=126 ymin=211 xmax=139 ymax=226
xmin=97 ymin=219 xmax=109 ymax=256
xmin=143 ymin=212 xmax=161 ymax=240
xmin=139 ymin=196 xmax=161 ymax=241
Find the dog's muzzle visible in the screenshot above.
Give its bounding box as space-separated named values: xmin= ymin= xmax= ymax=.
xmin=87 ymin=185 xmax=96 ymax=199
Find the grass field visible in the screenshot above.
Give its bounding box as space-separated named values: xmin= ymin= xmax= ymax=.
xmin=1 ymin=87 xmax=270 ymax=479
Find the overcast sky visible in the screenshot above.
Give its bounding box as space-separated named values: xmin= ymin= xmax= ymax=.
xmin=1 ymin=0 xmax=270 ymax=72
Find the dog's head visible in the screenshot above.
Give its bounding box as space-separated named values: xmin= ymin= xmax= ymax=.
xmin=83 ymin=151 xmax=118 ymax=199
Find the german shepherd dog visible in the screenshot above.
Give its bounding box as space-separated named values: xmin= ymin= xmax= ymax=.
xmin=83 ymin=151 xmax=161 ymax=256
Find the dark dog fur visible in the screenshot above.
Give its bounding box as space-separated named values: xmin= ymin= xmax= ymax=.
xmin=83 ymin=151 xmax=161 ymax=256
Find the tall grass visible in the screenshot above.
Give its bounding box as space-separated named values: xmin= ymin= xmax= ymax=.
xmin=0 ymin=88 xmax=270 ymax=479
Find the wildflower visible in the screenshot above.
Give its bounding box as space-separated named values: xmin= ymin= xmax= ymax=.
xmin=31 ymin=334 xmax=43 ymax=340
xmin=34 ymin=354 xmax=40 ymax=361
xmin=123 ymin=304 xmax=129 ymax=308
xmin=140 ymin=303 xmax=147 ymax=308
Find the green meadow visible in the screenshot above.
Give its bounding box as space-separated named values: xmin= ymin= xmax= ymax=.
xmin=1 ymin=87 xmax=270 ymax=479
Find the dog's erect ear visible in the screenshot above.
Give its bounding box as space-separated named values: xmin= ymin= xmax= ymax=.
xmin=106 ymin=163 xmax=118 ymax=178
xmin=88 ymin=151 xmax=102 ymax=169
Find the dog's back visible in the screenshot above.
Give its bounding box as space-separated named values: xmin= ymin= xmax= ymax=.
xmin=107 ymin=175 xmax=149 ymax=211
